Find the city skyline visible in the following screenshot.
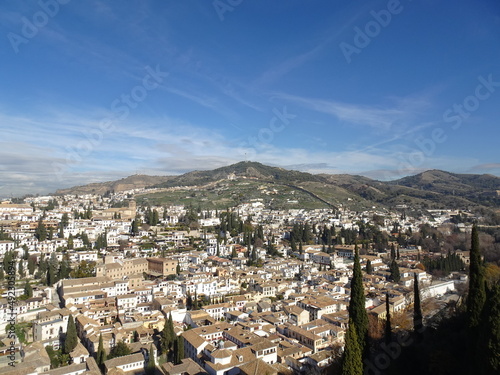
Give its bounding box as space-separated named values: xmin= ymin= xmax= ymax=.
xmin=1 ymin=0 xmax=499 ymax=196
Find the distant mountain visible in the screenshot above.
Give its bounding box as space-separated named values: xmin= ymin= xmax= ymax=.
xmin=54 ymin=162 xmax=500 ymax=212
xmin=389 ymin=170 xmax=500 ymax=207
xmin=55 ymin=175 xmax=172 ymax=196
xmin=153 ymin=161 xmax=326 ymax=188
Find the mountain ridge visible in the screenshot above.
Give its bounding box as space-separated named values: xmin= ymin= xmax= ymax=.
xmin=53 ymin=162 xmax=500 ymax=211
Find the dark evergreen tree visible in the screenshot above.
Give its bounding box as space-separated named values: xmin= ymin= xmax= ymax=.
xmin=478 ymin=284 xmax=500 ymax=373
xmin=96 ymin=333 xmax=107 ymax=367
xmin=152 ymin=209 xmax=159 ymax=226
xmin=131 ymin=219 xmax=139 ymax=236
xmin=193 ymin=291 xmax=199 ymax=310
xmin=146 ymin=344 xmax=156 ymax=375
xmin=23 ymin=245 xmax=29 ymax=260
xmin=61 ymin=213 xmax=69 ymax=227
xmin=385 ymin=293 xmax=392 ymax=344
xmin=80 ymin=232 xmax=90 ymax=247
xmin=67 ymin=234 xmax=74 ymax=249
xmin=175 ymin=335 xmax=184 ymax=364
xmin=24 ymin=280 xmax=33 ymax=298
xmin=348 ymin=249 xmax=369 ymax=354
xmin=161 ymin=321 xmax=171 ymax=354
xmin=58 ymin=222 xmax=64 ymax=239
xmin=389 ymin=259 xmax=401 ymax=283
xmin=59 ymin=260 xmax=71 ymax=280
xmin=64 ymin=315 xmax=78 ymax=354
xmin=47 ymin=266 xmax=56 ymax=287
xmin=167 ymin=313 xmax=175 ymax=351
xmin=413 ymin=273 xmax=423 ymax=336
xmin=108 ymin=341 xmax=131 ymax=359
xmin=35 ymin=218 xmax=47 ymax=241
xmin=467 ymin=225 xmax=486 ymax=329
xmin=18 ymin=261 xmax=25 ymax=278
xmin=342 ymin=320 xmax=363 ymax=375
xmin=365 ymin=259 xmax=372 ymax=275
xmin=390 ymin=243 xmax=396 ymax=260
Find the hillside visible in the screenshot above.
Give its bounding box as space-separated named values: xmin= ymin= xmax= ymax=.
xmin=390 ymin=170 xmax=500 ymax=207
xmin=152 ymin=161 xmax=326 ymax=188
xmin=55 ymin=175 xmax=172 ymax=196
xmin=54 ymin=162 xmax=500 ymax=212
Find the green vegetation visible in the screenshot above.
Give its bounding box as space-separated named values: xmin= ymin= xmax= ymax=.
xmin=46 ymin=346 xmax=70 ymax=368
xmin=467 ymin=225 xmax=486 ymax=329
xmin=422 ymin=252 xmax=465 ymax=276
xmin=96 ymin=333 xmax=107 ymax=367
xmin=64 ymin=315 xmax=77 ymax=354
xmin=146 ymin=344 xmax=156 ymax=375
xmin=413 ymin=273 xmax=423 ymax=337
xmin=108 ymin=341 xmax=131 ymax=359
xmin=161 ymin=313 xmax=176 ymax=360
xmin=342 ymin=320 xmax=363 ymax=375
xmin=348 ymin=250 xmax=369 ymax=354
xmin=382 ymin=223 xmax=499 ymax=375
xmin=389 ymin=259 xmax=401 ymax=283
xmin=137 ymin=179 xmax=329 ymax=210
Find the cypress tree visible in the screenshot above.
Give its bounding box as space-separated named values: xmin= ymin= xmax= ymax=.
xmin=467 ymin=225 xmax=486 ymax=329
xmin=342 ymin=320 xmax=363 ymax=375
xmin=385 ymin=293 xmax=392 ymax=344
xmin=64 ymin=315 xmax=78 ymax=354
xmin=67 ymin=234 xmax=74 ymax=249
xmin=348 ymin=249 xmax=369 ymax=353
xmin=24 ymin=280 xmax=33 ymax=298
xmin=18 ymin=261 xmax=25 ymax=278
xmin=96 ymin=333 xmax=107 ymax=367
xmin=47 ymin=266 xmax=56 ymax=287
xmin=161 ymin=320 xmax=171 ymax=354
xmin=176 ymin=335 xmax=184 ymax=364
xmin=365 ymin=259 xmax=372 ymax=275
xmin=146 ymin=344 xmax=156 ymax=375
xmin=413 ymin=273 xmax=423 ymax=336
xmin=35 ymin=218 xmax=47 ymax=241
xmin=478 ymin=284 xmax=500 ymax=373
xmin=390 ymin=259 xmax=400 ymax=283
xmin=168 ymin=313 xmax=175 ymax=351
xmin=193 ymin=291 xmax=198 ymax=310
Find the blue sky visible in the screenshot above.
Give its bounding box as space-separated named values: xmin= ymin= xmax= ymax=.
xmin=0 ymin=0 xmax=499 ymax=196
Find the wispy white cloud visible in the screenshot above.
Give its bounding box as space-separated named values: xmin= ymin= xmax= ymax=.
xmin=254 ymin=44 xmax=325 ymax=88
xmin=274 ymin=93 xmax=405 ymax=130
xmin=466 ymin=163 xmax=500 ymax=174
